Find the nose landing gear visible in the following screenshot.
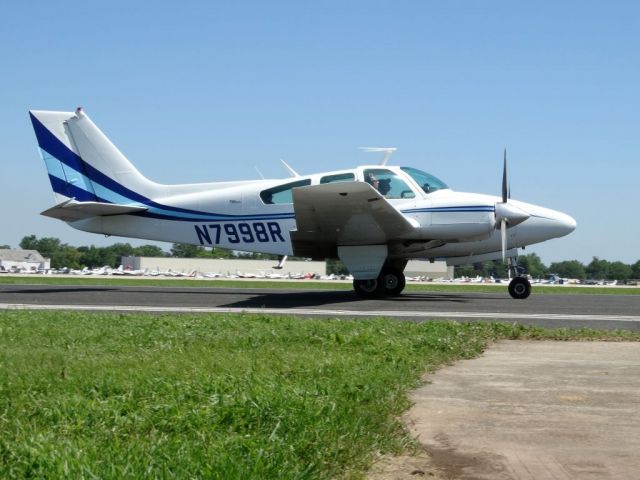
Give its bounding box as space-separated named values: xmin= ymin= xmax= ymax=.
xmin=508 ymin=276 xmax=531 ymax=299
xmin=507 ymin=257 xmax=531 ymax=299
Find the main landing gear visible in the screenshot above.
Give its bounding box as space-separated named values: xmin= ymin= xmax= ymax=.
xmin=353 ymin=267 xmax=406 ymax=299
xmin=507 ymin=258 xmax=531 ymax=299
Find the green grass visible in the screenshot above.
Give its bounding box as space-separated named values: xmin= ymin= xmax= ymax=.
xmin=1 ymin=275 xmax=639 ymax=295
xmin=1 ymin=312 xmax=638 ymax=479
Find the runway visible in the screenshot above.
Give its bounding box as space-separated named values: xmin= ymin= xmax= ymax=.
xmin=1 ymin=284 xmax=639 ymax=331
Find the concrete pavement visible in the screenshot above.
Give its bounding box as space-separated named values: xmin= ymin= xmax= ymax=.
xmin=385 ymin=341 xmax=640 ymax=479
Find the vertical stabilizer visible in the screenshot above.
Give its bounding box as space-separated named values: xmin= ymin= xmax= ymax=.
xmin=29 ymin=108 xmax=157 ymax=206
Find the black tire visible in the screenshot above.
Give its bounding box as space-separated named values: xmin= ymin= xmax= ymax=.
xmin=381 ymin=269 xmax=406 ymax=296
xmin=353 ymin=278 xmax=385 ymax=299
xmin=508 ymin=276 xmax=531 ymax=299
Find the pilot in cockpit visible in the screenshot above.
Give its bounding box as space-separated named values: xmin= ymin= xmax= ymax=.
xmin=365 ymin=173 xmax=379 ymax=190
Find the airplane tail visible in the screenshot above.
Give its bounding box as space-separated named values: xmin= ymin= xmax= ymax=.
xmin=29 ymin=108 xmax=157 ymax=212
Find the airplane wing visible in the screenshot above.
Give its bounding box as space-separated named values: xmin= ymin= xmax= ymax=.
xmin=41 ymin=199 xmax=148 ymax=222
xmin=290 ymin=182 xmax=418 ymax=257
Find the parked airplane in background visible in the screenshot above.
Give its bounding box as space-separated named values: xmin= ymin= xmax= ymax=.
xmin=29 ymin=108 xmax=576 ymax=299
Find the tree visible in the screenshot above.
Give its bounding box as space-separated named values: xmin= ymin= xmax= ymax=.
xmin=549 ymin=260 xmax=586 ymax=280
xmin=19 ymin=235 xmax=39 ymax=250
xmin=209 ymin=248 xmax=236 ymax=259
xmin=607 ymin=261 xmax=632 ymax=281
xmin=134 ymin=245 xmax=167 ymax=257
xmin=0 ymin=244 xmax=11 ymax=249
xmin=55 ymin=246 xmax=83 ymax=270
xmin=479 ymin=260 xmax=508 ymax=279
xmin=20 ymin=235 xmax=61 ymax=259
xmin=586 ymin=257 xmax=610 ymax=280
xmin=326 ymin=259 xmax=349 ymax=275
xmin=632 ymin=260 xmax=640 ymax=280
xmin=19 ymin=235 xmax=81 ymax=269
xmin=170 ymin=243 xmax=204 ymax=258
xmin=455 ymin=264 xmax=478 ymax=278
xmin=78 ymin=245 xmax=109 ymax=268
xmin=518 ymin=253 xmax=547 ymax=279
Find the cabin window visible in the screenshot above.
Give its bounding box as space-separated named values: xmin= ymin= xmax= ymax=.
xmin=320 ymin=172 xmax=355 ymax=184
xmin=400 ymin=167 xmax=448 ymax=194
xmin=260 ymin=179 xmax=311 ymax=204
xmin=363 ymin=169 xmax=416 ymax=199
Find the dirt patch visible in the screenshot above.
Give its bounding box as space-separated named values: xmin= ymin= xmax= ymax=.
xmin=367 ymin=450 xmax=447 ymax=479
xmin=368 ymin=432 xmax=511 ymax=480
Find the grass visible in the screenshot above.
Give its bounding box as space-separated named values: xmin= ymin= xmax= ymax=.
xmin=1 ymin=311 xmax=638 ymax=479
xmin=1 ymin=274 xmax=639 ymax=295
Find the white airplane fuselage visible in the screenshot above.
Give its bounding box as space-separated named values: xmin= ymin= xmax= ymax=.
xmin=29 ymin=108 xmax=576 ymax=298
xmin=70 ymin=172 xmax=574 ymax=261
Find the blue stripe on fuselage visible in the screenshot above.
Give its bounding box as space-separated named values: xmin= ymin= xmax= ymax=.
xmin=402 ymin=206 xmax=495 ymax=213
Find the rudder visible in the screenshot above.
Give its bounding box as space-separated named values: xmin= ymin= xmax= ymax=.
xmin=29 ymin=108 xmax=157 ymax=206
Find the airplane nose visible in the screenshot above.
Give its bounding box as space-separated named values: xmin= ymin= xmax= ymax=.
xmin=555 ymin=211 xmax=577 ymax=237
xmin=536 ymin=208 xmax=576 ymax=239
xmin=509 ymin=200 xmax=576 ymax=241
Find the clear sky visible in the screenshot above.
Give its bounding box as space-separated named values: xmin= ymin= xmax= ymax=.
xmin=1 ymin=1 xmax=638 ymax=264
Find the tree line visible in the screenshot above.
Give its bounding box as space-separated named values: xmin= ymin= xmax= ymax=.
xmin=6 ymin=235 xmax=640 ymax=280
xmin=456 ymin=253 xmax=640 ymax=282
xmin=12 ymin=235 xmax=278 ymax=270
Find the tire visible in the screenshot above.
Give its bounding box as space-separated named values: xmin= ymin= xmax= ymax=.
xmin=381 ymin=269 xmax=406 ymax=296
xmin=353 ymin=278 xmax=385 ymax=299
xmin=508 ymin=276 xmax=531 ymax=299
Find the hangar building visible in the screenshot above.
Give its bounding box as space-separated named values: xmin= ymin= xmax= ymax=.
xmin=121 ymin=256 xmax=327 ymax=277
xmin=0 ymin=249 xmax=50 ymax=273
xmin=121 ymin=256 xmax=452 ymax=279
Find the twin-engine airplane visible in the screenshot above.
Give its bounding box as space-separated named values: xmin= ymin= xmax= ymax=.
xmin=29 ymin=108 xmax=576 ymax=299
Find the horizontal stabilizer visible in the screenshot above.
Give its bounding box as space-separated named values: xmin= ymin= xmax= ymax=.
xmin=41 ymin=199 xmax=147 ymax=222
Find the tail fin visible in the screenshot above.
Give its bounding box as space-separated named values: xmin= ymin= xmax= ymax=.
xmin=29 ymin=108 xmax=157 ymax=206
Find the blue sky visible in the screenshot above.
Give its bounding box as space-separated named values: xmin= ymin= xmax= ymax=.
xmin=1 ymin=1 xmax=638 ymax=264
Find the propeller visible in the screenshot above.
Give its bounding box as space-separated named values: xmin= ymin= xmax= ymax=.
xmin=502 ymin=149 xmax=508 ymax=203
xmin=494 ymin=149 xmax=529 ymax=261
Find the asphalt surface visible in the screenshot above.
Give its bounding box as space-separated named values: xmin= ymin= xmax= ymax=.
xmin=1 ymin=284 xmax=639 ymax=330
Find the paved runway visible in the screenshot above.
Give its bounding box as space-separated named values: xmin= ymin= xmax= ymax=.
xmin=1 ymin=284 xmax=639 ymax=330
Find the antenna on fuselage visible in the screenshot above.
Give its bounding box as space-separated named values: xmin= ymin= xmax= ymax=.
xmin=359 ymin=147 xmax=397 ymax=166
xmin=280 ymin=159 xmax=300 ymax=177
xmin=254 ymin=166 xmax=265 ymax=179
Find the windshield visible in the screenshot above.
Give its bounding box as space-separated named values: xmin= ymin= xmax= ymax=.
xmin=363 ymin=168 xmax=415 ymax=199
xmin=400 ymin=167 xmax=448 ymax=194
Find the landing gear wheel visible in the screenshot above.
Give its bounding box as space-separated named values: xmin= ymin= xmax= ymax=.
xmin=353 ymin=278 xmax=385 ymax=299
xmin=508 ymin=276 xmax=531 ymax=299
xmin=381 ymin=269 xmax=406 ymax=296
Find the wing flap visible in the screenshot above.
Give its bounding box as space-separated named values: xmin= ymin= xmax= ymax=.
xmin=41 ymin=199 xmax=147 ymax=222
xmin=291 ymin=182 xmax=417 ymax=256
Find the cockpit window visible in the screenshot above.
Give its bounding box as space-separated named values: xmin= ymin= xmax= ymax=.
xmin=320 ymin=172 xmax=355 ymax=184
xmin=400 ymin=167 xmax=448 ymax=194
xmin=363 ymin=169 xmax=416 ymax=199
xmin=260 ymin=179 xmax=311 ymax=204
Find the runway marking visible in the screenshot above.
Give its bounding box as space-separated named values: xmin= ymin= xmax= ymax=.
xmin=1 ymin=303 xmax=639 ymax=323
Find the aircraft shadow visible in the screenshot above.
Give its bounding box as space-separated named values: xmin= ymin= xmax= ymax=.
xmin=221 ymin=290 xmax=359 ymax=308
xmin=221 ymin=290 xmax=474 ymax=309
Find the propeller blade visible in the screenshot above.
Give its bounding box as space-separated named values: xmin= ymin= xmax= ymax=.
xmin=502 ymin=149 xmax=508 ymax=203
xmin=501 ymin=218 xmax=507 ymax=262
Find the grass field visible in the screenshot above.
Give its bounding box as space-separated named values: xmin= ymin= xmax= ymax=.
xmin=1 ymin=311 xmax=638 ymax=479
xmin=1 ymin=275 xmax=639 ymax=295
